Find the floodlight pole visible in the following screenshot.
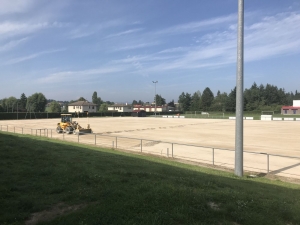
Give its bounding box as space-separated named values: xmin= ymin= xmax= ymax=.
xmin=152 ymin=81 xmax=158 ymax=117
xmin=235 ymin=0 xmax=244 ymax=177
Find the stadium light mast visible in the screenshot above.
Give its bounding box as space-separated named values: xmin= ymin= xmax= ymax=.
xmin=152 ymin=81 xmax=158 ymax=117
xmin=235 ymin=0 xmax=244 ymax=177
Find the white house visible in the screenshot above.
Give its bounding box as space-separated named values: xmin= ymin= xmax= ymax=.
xmin=107 ymin=104 xmax=133 ymax=112
xmin=68 ymin=101 xmax=97 ymax=113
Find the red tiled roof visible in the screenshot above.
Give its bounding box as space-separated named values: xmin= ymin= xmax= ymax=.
xmin=281 ymin=106 xmax=300 ymax=109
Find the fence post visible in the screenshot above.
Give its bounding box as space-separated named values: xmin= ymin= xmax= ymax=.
xmin=212 ymin=148 xmax=215 ymax=165
xmin=95 ymin=134 xmax=96 ymax=145
xmin=112 ymin=141 xmax=114 ymax=149
xmin=14 ymin=127 xmax=15 ymax=133
xmin=36 ymin=130 xmax=37 ymax=136
xmin=22 ymin=128 xmax=23 ymax=134
xmin=167 ymin=148 xmax=169 ymax=157
xmin=267 ymin=154 xmax=269 ymax=173
xmin=63 ymin=131 xmax=64 ymax=140
xmin=141 ymin=139 xmax=142 ymax=152
xmin=7 ymin=125 xmax=8 ymax=132
xmin=116 ymin=136 xmax=118 ymax=149
xmin=77 ymin=132 xmax=79 ymax=143
xmin=172 ymin=143 xmax=174 ymax=158
xmin=0 ymin=125 xmax=1 ymax=131
xmin=51 ymin=129 xmax=52 ymax=138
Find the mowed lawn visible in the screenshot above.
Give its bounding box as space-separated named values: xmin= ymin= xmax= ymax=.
xmin=0 ymin=132 xmax=300 ymax=225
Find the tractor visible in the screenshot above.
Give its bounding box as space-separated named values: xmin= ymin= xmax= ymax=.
xmin=56 ymin=114 xmax=92 ymax=134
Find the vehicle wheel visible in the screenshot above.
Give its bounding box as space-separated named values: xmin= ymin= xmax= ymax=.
xmin=73 ymin=130 xmax=77 ymax=135
xmin=65 ymin=126 xmax=73 ymax=134
xmin=56 ymin=126 xmax=62 ymax=133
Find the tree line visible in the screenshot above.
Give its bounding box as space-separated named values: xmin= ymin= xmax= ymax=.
xmin=1 ymin=83 xmax=299 ymax=113
xmin=0 ymin=93 xmax=48 ymax=113
xmin=177 ymin=83 xmax=300 ymax=112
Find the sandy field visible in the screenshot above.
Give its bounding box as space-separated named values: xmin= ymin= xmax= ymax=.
xmin=1 ymin=117 xmax=300 ymax=179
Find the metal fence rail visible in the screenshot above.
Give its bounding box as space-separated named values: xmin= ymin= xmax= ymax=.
xmin=1 ymin=124 xmax=300 ymax=178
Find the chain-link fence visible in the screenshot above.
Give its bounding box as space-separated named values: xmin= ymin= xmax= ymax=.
xmin=1 ymin=124 xmax=299 ymax=179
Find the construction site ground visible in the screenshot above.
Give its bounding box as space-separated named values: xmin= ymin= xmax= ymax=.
xmin=1 ymin=117 xmax=299 ymax=180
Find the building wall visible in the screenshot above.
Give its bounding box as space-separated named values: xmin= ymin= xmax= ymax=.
xmin=108 ymin=106 xmax=132 ymax=112
xmin=133 ymin=106 xmax=167 ymax=112
xmin=68 ymin=105 xmax=96 ymax=113
xmin=293 ymin=100 xmax=300 ymax=107
xmin=281 ymin=108 xmax=300 ymax=115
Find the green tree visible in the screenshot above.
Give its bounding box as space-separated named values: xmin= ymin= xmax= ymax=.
xmin=132 ymin=100 xmax=138 ymax=105
xmin=167 ymin=100 xmax=175 ymax=108
xmin=3 ymin=96 xmax=18 ymax=112
xmin=78 ymin=97 xmax=86 ymax=101
xmin=19 ymin=93 xmax=27 ymax=111
xmin=49 ymin=101 xmax=62 ymax=113
xmin=225 ymin=87 xmax=236 ymax=112
xmin=211 ymin=91 xmax=228 ymax=112
xmin=200 ymin=87 xmax=214 ymax=111
xmin=92 ymin=91 xmax=103 ymax=110
xmin=190 ymin=91 xmax=201 ymax=111
xmin=99 ymin=103 xmax=108 ymax=112
xmin=154 ymin=94 xmax=166 ymax=106
xmin=26 ymin=93 xmax=47 ymax=112
xmin=178 ymin=92 xmax=191 ymax=111
xmin=105 ymin=101 xmax=114 ymax=105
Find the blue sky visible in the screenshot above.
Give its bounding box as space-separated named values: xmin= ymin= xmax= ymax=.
xmin=1 ymin=0 xmax=300 ymax=103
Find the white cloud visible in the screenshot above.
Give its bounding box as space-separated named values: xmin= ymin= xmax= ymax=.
xmin=154 ymin=14 xmax=236 ymax=36
xmin=0 ymin=0 xmax=35 ymax=15
xmin=4 ymin=49 xmax=66 ymax=65
xmin=37 ymin=67 xmax=126 ymax=84
xmin=105 ymin=28 xmax=144 ymax=38
xmin=113 ymin=42 xmax=161 ymax=51
xmin=0 ymin=37 xmax=28 ymax=52
xmin=118 ymin=11 xmax=300 ymax=74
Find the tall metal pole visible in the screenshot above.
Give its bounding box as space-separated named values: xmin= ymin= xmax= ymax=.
xmin=152 ymin=81 xmax=158 ymax=117
xmin=235 ymin=0 xmax=244 ymax=177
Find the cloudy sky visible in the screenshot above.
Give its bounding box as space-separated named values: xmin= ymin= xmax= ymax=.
xmin=1 ymin=0 xmax=300 ymax=103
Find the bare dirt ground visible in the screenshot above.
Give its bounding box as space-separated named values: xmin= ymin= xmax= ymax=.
xmin=1 ymin=117 xmax=299 ymax=179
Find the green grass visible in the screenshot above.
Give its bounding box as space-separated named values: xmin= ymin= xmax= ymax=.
xmin=184 ymin=111 xmax=300 ymax=120
xmin=0 ymin=132 xmax=300 ymax=225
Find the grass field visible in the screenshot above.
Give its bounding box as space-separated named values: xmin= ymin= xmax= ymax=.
xmin=1 ymin=132 xmax=300 ymax=225
xmin=183 ymin=111 xmax=300 ymax=119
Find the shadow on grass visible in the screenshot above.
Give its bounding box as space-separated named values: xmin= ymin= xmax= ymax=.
xmin=0 ymin=132 xmax=300 ymax=225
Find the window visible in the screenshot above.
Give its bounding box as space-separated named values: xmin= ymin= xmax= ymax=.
xmin=284 ymin=109 xmax=288 ymax=114
xmin=293 ymin=109 xmax=297 ymax=114
xmin=92 ymin=106 xmax=94 ymax=109
xmin=73 ymin=106 xmax=75 ymax=109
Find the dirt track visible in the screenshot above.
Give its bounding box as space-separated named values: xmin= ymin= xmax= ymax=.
xmin=1 ymin=117 xmax=300 ymax=179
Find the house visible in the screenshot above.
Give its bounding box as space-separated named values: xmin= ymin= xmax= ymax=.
xmin=107 ymin=104 xmax=132 ymax=112
xmin=133 ymin=104 xmax=173 ymax=112
xmin=281 ymin=100 xmax=300 ymax=115
xmin=68 ymin=101 xmax=97 ymax=113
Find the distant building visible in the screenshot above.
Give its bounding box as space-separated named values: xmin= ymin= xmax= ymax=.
xmin=131 ymin=110 xmax=147 ymax=117
xmin=68 ymin=101 xmax=97 ymax=113
xmin=107 ymin=104 xmax=132 ymax=112
xmin=133 ymin=104 xmax=174 ymax=112
xmin=281 ymin=100 xmax=300 ymax=115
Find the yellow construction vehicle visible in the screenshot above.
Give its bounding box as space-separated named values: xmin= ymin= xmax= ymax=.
xmin=56 ymin=114 xmax=92 ymax=134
